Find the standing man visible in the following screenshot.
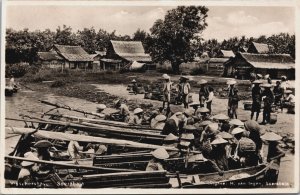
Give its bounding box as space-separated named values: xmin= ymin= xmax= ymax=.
xmin=273 ymin=81 xmax=283 ymax=112
xmin=162 ymin=74 xmax=172 ymax=110
xmin=251 ymin=80 xmax=262 ymax=121
xmin=206 ymin=86 xmax=214 ymax=115
xmin=180 ymin=76 xmax=191 ymax=109
xmin=198 ymin=79 xmax=209 ymax=108
xmin=261 ymin=84 xmax=274 ymax=125
xmin=227 ymin=80 xmax=237 ymax=118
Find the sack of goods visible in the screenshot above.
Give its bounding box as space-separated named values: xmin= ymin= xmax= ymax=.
xmin=239 ymin=137 xmax=256 ymax=152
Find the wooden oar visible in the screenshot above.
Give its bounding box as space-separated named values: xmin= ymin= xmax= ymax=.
xmin=5 ymin=155 xmax=136 ymax=172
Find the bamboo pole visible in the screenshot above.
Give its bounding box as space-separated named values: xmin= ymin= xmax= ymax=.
xmin=5 ymin=155 xmax=136 ymax=172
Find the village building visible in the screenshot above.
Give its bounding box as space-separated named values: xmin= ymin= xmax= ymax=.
xmin=218 ymin=50 xmax=235 ymax=58
xmin=223 ymin=52 xmax=295 ymax=80
xmin=50 ymin=44 xmax=93 ymax=69
xmin=247 ymin=42 xmax=274 ymax=54
xmin=37 ymin=51 xmax=65 ymax=70
xmin=90 ymin=51 xmax=106 ymax=71
xmin=102 ymin=40 xmax=152 ymax=71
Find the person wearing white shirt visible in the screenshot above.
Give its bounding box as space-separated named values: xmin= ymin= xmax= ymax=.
xmin=206 ymin=87 xmax=214 ymax=114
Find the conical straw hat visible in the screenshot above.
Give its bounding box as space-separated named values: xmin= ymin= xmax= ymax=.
xmin=261 ymin=131 xmax=282 ymax=141
xmin=231 ymin=127 xmax=245 ymax=135
xmin=211 ymin=137 xmax=228 ymax=145
xmin=164 ymin=133 xmax=178 ymax=141
xmin=229 ymin=119 xmax=244 ymax=126
xmin=151 ymin=148 xmax=169 ymax=160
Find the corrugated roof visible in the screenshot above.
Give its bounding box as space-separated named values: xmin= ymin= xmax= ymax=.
xmin=220 ymin=50 xmax=235 ymax=58
xmin=110 ymin=40 xmax=152 ymax=62
xmin=250 ymin=42 xmax=274 ymax=54
xmin=53 ymin=44 xmax=93 ymax=62
xmin=38 ymin=51 xmax=63 ymax=61
xmin=240 ymin=53 xmax=295 ymax=69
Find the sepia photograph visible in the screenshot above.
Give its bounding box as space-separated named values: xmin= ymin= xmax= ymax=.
xmin=1 ymin=0 xmax=299 ymax=193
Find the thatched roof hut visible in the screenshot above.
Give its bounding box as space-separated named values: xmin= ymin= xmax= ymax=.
xmin=247 ymin=42 xmax=274 ymax=54
xmin=53 ymin=44 xmax=93 ymax=62
xmin=37 ymin=51 xmax=63 ymax=61
xmin=220 ymin=50 xmax=235 ymax=58
xmin=223 ymin=52 xmax=295 ymax=79
xmin=107 ymin=41 xmax=152 ymax=63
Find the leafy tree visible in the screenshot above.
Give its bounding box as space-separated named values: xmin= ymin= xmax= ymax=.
xmin=149 ymin=6 xmax=209 ymax=73
xmin=54 ymin=25 xmax=79 ymax=46
xmin=77 ymin=27 xmax=97 ymax=53
xmin=133 ymin=28 xmax=147 ymax=41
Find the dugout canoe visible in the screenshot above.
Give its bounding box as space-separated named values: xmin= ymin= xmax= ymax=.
xmin=181 ymin=163 xmax=270 ymax=188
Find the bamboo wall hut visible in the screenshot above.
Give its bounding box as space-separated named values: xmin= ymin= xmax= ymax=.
xmin=51 ymin=44 xmax=93 ymax=69
xmin=37 ymin=51 xmax=65 ymax=70
xmin=223 ymin=52 xmax=295 ymax=80
xmin=103 ymin=41 xmax=152 ymax=71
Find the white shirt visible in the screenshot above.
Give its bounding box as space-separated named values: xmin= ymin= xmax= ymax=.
xmin=207 ymin=91 xmax=214 ymax=102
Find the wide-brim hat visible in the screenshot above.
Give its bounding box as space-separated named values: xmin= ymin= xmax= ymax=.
xmin=257 ymin=74 xmax=263 ymax=78
xmin=151 ymin=148 xmax=169 ymax=160
xmin=34 ymin=140 xmax=52 ymax=148
xmin=97 ymin=104 xmax=107 ymax=110
xmin=244 ymin=120 xmax=263 ymax=135
xmin=264 ymin=74 xmax=270 ymax=79
xmin=155 ymin=114 xmax=167 ymax=122
xmin=21 ymin=152 xmax=39 ymax=166
xmin=231 ymin=127 xmax=245 ymax=135
xmin=199 ymin=120 xmax=212 ymax=127
xmin=183 ymin=125 xmax=197 ymax=132
xmin=284 ymin=90 xmax=293 ymax=94
xmin=197 ymin=107 xmax=210 ymax=113
xmin=211 ymin=137 xmax=228 ymax=145
xmin=281 ymin=75 xmax=287 ymax=79
xmin=227 ymin=80 xmax=237 ymax=85
xmin=212 ymin=114 xmax=229 ymax=121
xmin=114 ymin=99 xmax=121 ymax=105
xmin=261 ymin=84 xmax=272 ymax=88
xmin=131 ymin=79 xmax=136 ymax=83
xmin=96 ymin=145 xmax=108 ymax=154
xmin=229 ymin=119 xmax=244 ymax=126
xmin=261 ymin=132 xmax=282 ymax=141
xmin=133 ymin=108 xmax=143 ymax=114
xmin=205 ymin=123 xmax=219 ymax=133
xmin=197 ymin=79 xmax=208 ymax=85
xmin=218 ymin=131 xmax=233 ymax=139
xmin=162 ymin=74 xmax=170 ymax=80
xmin=252 ymin=80 xmax=263 ymax=84
xmin=180 ymin=76 xmax=190 ymax=81
xmin=164 ymin=133 xmax=179 ymax=141
xmin=184 ymin=108 xmax=194 ymax=117
xmin=179 ymin=141 xmax=191 ymax=147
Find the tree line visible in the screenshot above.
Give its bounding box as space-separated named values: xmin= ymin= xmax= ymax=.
xmin=6 ymin=6 xmax=295 ymax=73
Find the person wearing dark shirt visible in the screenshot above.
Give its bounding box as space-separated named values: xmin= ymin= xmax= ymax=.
xmin=198 ymin=79 xmax=209 ymax=107
xmin=261 ymin=132 xmax=285 ymax=183
xmin=251 ymin=80 xmax=262 ymax=121
xmin=273 ymin=81 xmax=283 ymax=112
xmin=261 ymin=84 xmax=274 ymax=125
xmin=227 ymin=80 xmax=237 ymax=118
xmin=230 ymin=89 xmax=240 ymax=119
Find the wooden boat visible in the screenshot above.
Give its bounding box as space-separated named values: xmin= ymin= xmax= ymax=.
xmin=181 ymin=164 xmax=269 ymax=188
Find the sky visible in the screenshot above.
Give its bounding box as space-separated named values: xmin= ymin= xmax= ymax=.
xmin=6 ymin=5 xmax=295 ymax=41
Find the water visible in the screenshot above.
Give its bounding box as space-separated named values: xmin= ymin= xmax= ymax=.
xmin=5 ymin=88 xmax=295 ymax=187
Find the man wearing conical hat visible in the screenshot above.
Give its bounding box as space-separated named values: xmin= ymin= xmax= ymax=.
xmin=146 ymin=148 xmax=169 ymax=171
xmin=206 ymin=136 xmax=229 ymax=175
xmin=151 ymin=114 xmax=166 ymax=130
xmin=161 ymin=111 xmax=186 ymax=136
xmin=128 ymin=108 xmax=144 ymax=125
xmin=251 ymin=80 xmax=262 ymax=121
xmin=260 ymin=84 xmax=274 ymax=125
xmin=198 ymin=79 xmax=209 ymax=108
xmin=162 ymin=74 xmax=172 ymax=110
xmin=261 ymin=131 xmax=285 ymax=183
xmin=163 ymin=133 xmax=180 ymax=158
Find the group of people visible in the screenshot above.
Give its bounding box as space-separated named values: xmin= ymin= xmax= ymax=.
xmin=251 ymin=74 xmax=295 ymax=125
